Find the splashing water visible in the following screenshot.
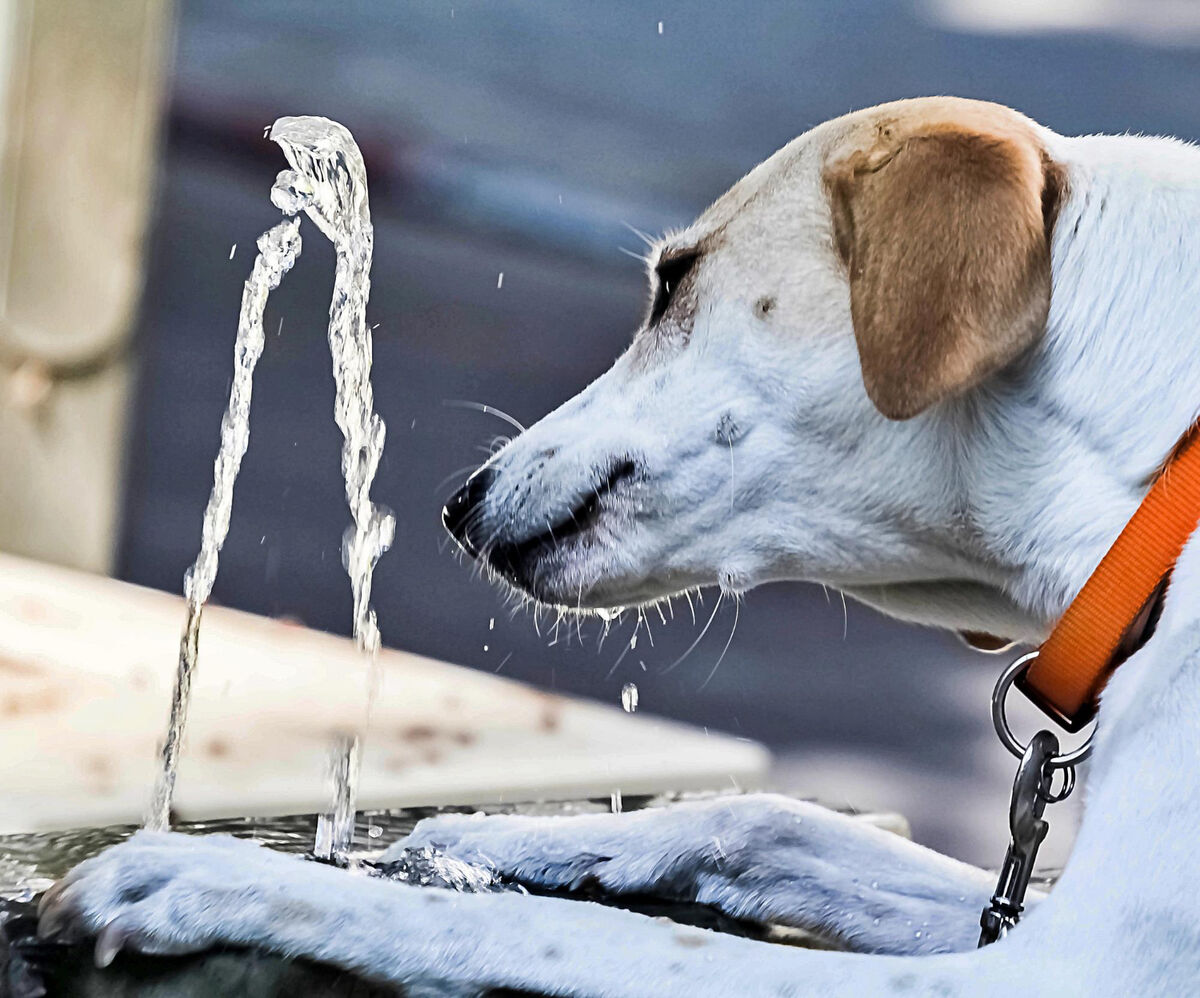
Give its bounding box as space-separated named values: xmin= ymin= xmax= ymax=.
xmin=146 ymin=118 xmax=392 ymax=862
xmin=146 ymin=218 xmax=303 ymax=832
xmin=610 ymin=684 xmax=640 ymax=813
xmin=621 ymin=682 xmax=639 ymax=713
xmin=312 ymin=733 xmax=361 ymax=860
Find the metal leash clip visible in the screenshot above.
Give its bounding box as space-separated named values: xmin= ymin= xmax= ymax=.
xmin=978 ymin=652 xmax=1093 ymax=946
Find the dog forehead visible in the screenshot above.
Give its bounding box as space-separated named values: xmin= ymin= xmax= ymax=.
xmin=680 ymin=136 xmax=822 ymax=252
xmin=821 ymin=98 xmax=1049 ymax=191
xmin=678 ymin=97 xmax=1046 ymax=257
xmin=825 ymin=96 xmax=1042 ymax=146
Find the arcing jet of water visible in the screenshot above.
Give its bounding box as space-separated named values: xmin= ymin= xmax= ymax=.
xmin=147 ymin=118 xmax=392 ymax=864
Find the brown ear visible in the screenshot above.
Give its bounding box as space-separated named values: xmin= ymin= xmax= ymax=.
xmin=825 ymin=122 xmax=1061 ymax=420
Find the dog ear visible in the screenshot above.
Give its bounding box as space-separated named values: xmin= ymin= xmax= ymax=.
xmin=825 ymin=120 xmax=1062 ymax=420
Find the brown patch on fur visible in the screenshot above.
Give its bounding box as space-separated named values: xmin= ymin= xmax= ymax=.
xmin=824 ymin=100 xmax=1062 ymax=419
xmin=1147 ymin=423 xmax=1200 ymax=486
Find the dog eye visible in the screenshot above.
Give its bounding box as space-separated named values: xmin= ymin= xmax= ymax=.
xmin=648 ymin=252 xmax=699 ymax=326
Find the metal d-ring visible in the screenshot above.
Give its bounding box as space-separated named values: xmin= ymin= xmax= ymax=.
xmin=991 ymin=652 xmax=1095 ymax=769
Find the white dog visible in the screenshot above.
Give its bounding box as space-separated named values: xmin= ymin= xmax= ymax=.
xmin=38 ymin=97 xmax=1200 ymax=996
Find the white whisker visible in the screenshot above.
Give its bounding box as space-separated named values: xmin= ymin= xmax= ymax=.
xmin=698 ymin=596 xmax=739 ymax=692
xmin=662 ymin=593 xmax=723 ymax=674
xmin=443 ymin=399 xmax=527 ymax=434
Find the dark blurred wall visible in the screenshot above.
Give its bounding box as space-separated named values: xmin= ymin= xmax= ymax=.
xmin=118 ymin=0 xmax=1200 ymax=862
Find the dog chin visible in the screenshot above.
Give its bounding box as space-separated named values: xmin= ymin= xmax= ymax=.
xmin=482 ymin=538 xmax=636 ymax=611
xmin=497 ymin=546 xmax=700 ymax=616
xmin=492 ymin=548 xmax=616 ymax=610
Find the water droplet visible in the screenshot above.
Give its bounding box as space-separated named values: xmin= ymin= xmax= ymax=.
xmin=483 ymin=645 xmax=489 ymax=652
xmin=872 ymin=917 xmax=881 ymax=926
xmin=630 ymin=633 xmax=638 ymax=649
xmin=489 ymin=617 xmax=495 ymax=630
xmin=870 ymin=881 xmax=878 ymax=890
xmin=914 ymin=931 xmax=922 ymax=939
xmin=497 ymin=272 xmax=504 ymax=289
xmin=621 ymin=683 xmax=639 ymax=712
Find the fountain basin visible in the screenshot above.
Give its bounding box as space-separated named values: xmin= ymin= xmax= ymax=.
xmin=0 ymin=797 xmax=909 ymax=997
xmin=0 ymin=553 xmax=768 ymax=833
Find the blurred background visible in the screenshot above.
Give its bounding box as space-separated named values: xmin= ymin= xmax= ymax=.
xmin=5 ymin=0 xmax=1197 ymax=864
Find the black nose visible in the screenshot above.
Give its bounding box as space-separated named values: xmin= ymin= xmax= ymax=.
xmin=442 ymin=467 xmax=496 ymax=558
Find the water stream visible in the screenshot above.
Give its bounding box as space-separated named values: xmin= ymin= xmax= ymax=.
xmin=145 ymin=217 xmax=303 ymax=832
xmin=146 ymin=117 xmax=390 ymax=861
xmin=271 ymin=116 xmax=394 ymax=859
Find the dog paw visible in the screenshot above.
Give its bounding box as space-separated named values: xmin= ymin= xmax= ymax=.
xmin=388 ymin=810 xmax=695 ymax=897
xmin=36 ymin=830 xmax=305 ymax=967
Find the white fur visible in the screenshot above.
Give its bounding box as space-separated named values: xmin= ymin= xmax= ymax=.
xmin=39 ymin=103 xmax=1200 ymax=995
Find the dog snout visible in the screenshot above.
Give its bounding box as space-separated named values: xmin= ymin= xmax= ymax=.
xmin=442 ymin=466 xmax=496 ymax=557
xmin=441 ymin=447 xmax=643 ymax=601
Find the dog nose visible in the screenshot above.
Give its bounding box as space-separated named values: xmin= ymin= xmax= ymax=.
xmin=442 ymin=467 xmax=496 ymax=557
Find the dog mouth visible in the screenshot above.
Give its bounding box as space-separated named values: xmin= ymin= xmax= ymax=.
xmin=484 ymin=457 xmax=638 ymax=595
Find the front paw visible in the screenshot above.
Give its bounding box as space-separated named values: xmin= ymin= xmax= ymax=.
xmin=36 ymin=830 xmax=296 ymax=967
xmin=389 ymin=811 xmax=687 ymax=897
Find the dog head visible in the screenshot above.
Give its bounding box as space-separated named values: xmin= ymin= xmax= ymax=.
xmin=444 ymin=98 xmax=1063 ymax=631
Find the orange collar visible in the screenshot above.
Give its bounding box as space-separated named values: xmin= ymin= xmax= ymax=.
xmin=1017 ymin=424 xmax=1200 ymax=731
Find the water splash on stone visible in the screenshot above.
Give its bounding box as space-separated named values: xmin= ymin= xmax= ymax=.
xmin=312 ymin=734 xmax=360 ymax=861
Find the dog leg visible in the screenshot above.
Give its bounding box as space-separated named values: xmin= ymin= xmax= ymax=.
xmin=36 ymin=829 xmax=1044 ymax=997
xmin=390 ymin=794 xmax=1011 ymax=955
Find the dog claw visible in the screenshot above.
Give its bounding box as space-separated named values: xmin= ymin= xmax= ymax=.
xmin=37 ymin=879 xmax=67 ymax=918
xmin=94 ymin=923 xmax=125 ymax=968
xmin=36 ymin=899 xmax=69 ymax=942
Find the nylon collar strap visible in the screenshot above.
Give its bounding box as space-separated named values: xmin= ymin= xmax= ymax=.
xmin=1016 ymin=425 xmax=1200 ymax=731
